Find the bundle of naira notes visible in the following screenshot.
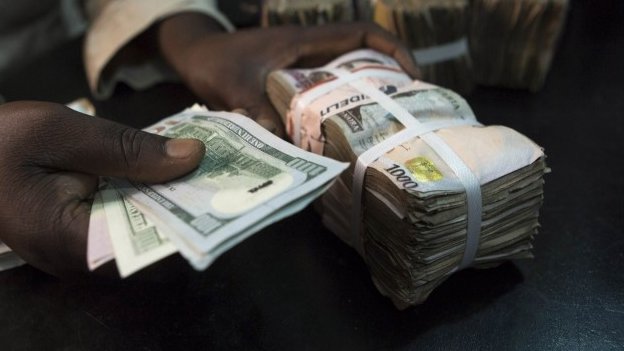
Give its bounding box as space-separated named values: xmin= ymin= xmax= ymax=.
xmin=262 ymin=0 xmax=568 ymax=92
xmin=261 ymin=0 xmax=372 ymax=26
xmin=373 ymin=0 xmax=569 ymax=92
xmin=469 ymin=0 xmax=569 ymax=91
xmin=261 ymin=0 xmax=473 ymax=93
xmin=267 ymin=49 xmax=548 ymax=308
xmin=87 ymin=105 xmax=348 ymax=277
xmin=373 ymin=0 xmax=475 ymax=94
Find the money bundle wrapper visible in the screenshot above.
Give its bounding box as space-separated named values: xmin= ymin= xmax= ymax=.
xmin=267 ymin=49 xmax=548 ymax=308
xmin=87 ymin=106 xmax=348 ymax=277
xmin=261 ymin=0 xmax=372 ymax=26
xmin=469 ymin=0 xmax=569 ymax=91
xmin=374 ymin=0 xmax=474 ymax=94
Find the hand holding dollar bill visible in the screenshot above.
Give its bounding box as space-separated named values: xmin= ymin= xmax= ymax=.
xmin=88 ymin=106 xmax=348 ymax=277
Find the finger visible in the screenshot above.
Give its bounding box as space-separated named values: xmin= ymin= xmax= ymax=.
xmin=294 ymin=22 xmax=420 ymax=78
xmin=242 ymin=99 xmax=286 ymax=138
xmin=14 ymin=102 xmax=205 ymax=183
xmin=231 ymin=108 xmax=251 ymax=117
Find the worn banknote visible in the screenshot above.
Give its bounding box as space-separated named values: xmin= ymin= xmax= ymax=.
xmin=99 ymin=185 xmax=177 ymax=277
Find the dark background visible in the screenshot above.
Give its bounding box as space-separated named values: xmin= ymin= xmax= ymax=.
xmin=1 ymin=1 xmax=623 ymax=350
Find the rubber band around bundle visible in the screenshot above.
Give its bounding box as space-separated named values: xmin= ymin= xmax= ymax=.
xmin=292 ymin=68 xmax=410 ymax=148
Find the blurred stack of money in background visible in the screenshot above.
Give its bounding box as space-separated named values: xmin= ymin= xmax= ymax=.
xmin=373 ymin=0 xmax=475 ymax=94
xmin=260 ymin=0 xmax=568 ymax=93
xmin=87 ymin=106 xmax=347 ymax=277
xmin=469 ymin=0 xmax=569 ymax=91
xmin=267 ymin=49 xmax=548 ymax=308
xmin=261 ymin=0 xmax=372 ymax=26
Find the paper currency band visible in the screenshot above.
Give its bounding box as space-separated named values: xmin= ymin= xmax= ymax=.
xmin=293 ymin=66 xmax=482 ymax=270
xmin=292 ymin=68 xmax=410 ymax=147
xmin=412 ymin=37 xmax=469 ymax=66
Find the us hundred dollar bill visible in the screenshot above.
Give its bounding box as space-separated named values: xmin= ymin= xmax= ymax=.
xmin=99 ymin=185 xmax=177 ymax=277
xmin=113 ymin=107 xmax=348 ymax=270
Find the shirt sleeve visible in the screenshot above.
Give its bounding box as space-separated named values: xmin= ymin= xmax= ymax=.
xmin=84 ymin=0 xmax=234 ymax=99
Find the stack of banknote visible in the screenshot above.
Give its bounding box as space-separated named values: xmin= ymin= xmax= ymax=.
xmin=262 ymin=0 xmax=568 ymax=92
xmin=266 ymin=49 xmax=547 ymax=308
xmin=87 ymin=106 xmax=348 ymax=277
xmin=373 ymin=0 xmax=474 ymax=94
xmin=469 ymin=0 xmax=569 ymax=91
xmin=261 ymin=0 xmax=371 ymax=26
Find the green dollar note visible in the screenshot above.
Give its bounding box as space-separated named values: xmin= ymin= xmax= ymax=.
xmin=115 ymin=107 xmax=347 ymax=270
xmin=100 ymin=184 xmax=176 ymax=277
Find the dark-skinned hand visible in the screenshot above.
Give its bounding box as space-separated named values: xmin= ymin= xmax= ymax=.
xmin=0 ymin=101 xmax=204 ymax=277
xmin=158 ymin=13 xmax=420 ymax=137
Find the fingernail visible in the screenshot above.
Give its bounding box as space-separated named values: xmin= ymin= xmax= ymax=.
xmin=166 ymin=138 xmax=203 ymax=159
xmin=257 ymin=119 xmax=277 ymax=133
xmin=232 ymin=108 xmax=250 ymax=117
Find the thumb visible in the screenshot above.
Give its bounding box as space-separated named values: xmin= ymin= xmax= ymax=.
xmin=29 ymin=103 xmax=205 ymax=183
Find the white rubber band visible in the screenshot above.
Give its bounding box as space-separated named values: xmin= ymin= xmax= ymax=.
xmin=412 ymin=37 xmax=469 ymax=66
xmin=350 ymin=118 xmax=480 ymax=256
xmin=419 ymin=132 xmax=482 ymax=270
xmin=292 ymin=68 xmax=409 ymax=147
xmin=342 ymin=76 xmax=483 ymax=270
xmin=351 ymin=120 xmax=481 ymax=250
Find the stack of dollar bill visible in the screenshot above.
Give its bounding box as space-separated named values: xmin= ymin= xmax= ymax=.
xmin=373 ymin=0 xmax=474 ymax=94
xmin=261 ymin=0 xmax=372 ymax=26
xmin=266 ymin=49 xmax=547 ymax=308
xmin=87 ymin=106 xmax=348 ymax=277
xmin=469 ymin=0 xmax=569 ymax=91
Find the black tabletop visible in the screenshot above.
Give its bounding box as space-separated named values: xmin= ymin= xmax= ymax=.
xmin=1 ymin=1 xmax=623 ymax=350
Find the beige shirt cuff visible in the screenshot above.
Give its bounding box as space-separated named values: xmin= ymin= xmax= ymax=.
xmin=85 ymin=0 xmax=233 ymax=98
